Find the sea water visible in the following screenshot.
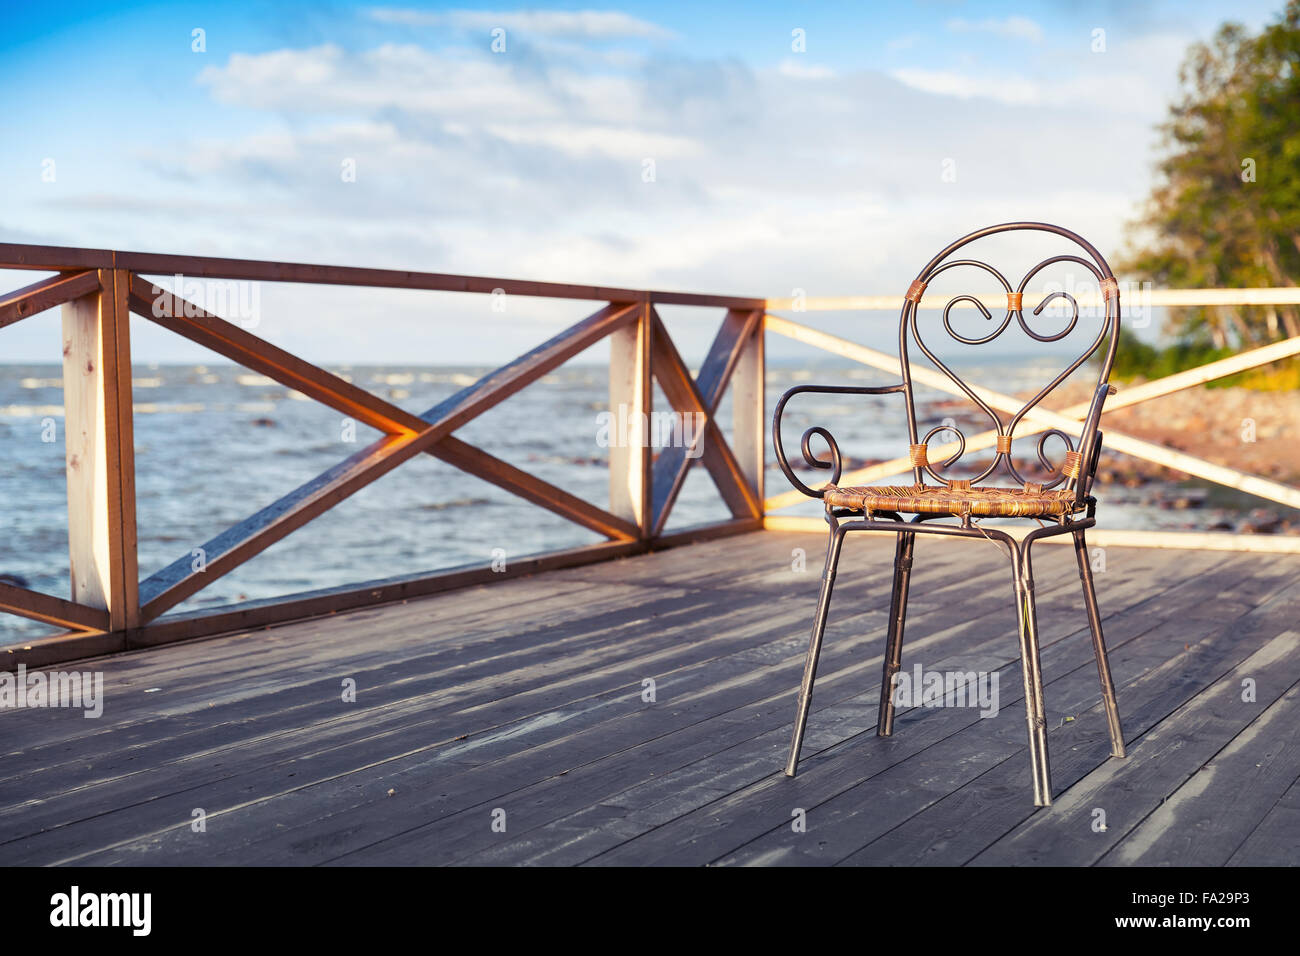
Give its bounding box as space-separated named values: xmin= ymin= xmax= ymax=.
xmin=0 ymin=360 xmax=1234 ymax=645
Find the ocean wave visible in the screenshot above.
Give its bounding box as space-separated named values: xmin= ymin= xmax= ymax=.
xmin=134 ymin=402 xmax=207 ymax=414
xmin=0 ymin=402 xmax=212 ymax=417
xmin=417 ymin=497 xmax=492 ymax=511
xmin=0 ymin=404 xmax=63 ymax=417
xmin=417 ymin=372 xmax=480 ymax=386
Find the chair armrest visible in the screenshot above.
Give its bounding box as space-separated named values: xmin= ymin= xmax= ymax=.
xmin=772 ymin=384 xmax=907 ymax=499
xmin=1074 ymin=382 xmax=1117 ymax=502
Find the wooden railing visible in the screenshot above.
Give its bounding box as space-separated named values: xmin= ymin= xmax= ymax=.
xmin=0 ymin=244 xmax=764 ymax=665
xmin=763 ymin=288 xmax=1300 ymax=554
xmin=2 ymin=243 xmax=1298 ymax=667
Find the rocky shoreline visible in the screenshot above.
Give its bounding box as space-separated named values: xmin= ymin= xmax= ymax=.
xmin=927 ymin=379 xmax=1300 ymax=536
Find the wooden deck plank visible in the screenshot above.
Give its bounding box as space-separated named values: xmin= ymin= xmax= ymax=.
xmin=573 ymin=549 xmax=1243 ymax=866
xmin=1 ymin=537 xmax=978 ymax=862
xmin=0 ymin=531 xmax=1294 ymax=867
xmin=2 ymin=546 xmax=832 ymax=802
xmin=1 ymin=533 xmax=893 ymax=769
xmin=289 ymin=547 xmax=1107 ymax=865
xmin=39 ymin=545 xmax=1206 ymax=865
xmin=0 ymin=538 xmax=883 ymax=842
xmin=1226 ymin=773 xmax=1300 ymax=866
xmin=1098 ymin=678 xmax=1300 ymax=866
xmin=441 ymin=547 xmax=1221 ymax=866
xmin=963 ymin=627 xmax=1300 ymax=867
xmin=0 ymin=577 xmax=613 ymax=756
xmin=0 ymin=588 xmax=783 ymax=850
xmin=0 ymin=541 xmax=1206 ymax=863
xmin=835 ymin=577 xmax=1300 ymax=867
xmin=0 ymin=535 xmax=1034 ymax=861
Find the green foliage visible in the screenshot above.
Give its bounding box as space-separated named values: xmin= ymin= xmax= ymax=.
xmin=1109 ymin=328 xmax=1224 ymax=381
xmin=1122 ymin=1 xmax=1300 ymax=350
xmin=1107 ymin=328 xmax=1299 ymax=389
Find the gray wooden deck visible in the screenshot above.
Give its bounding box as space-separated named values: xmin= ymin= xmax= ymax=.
xmin=2 ymin=530 xmax=1298 ymax=866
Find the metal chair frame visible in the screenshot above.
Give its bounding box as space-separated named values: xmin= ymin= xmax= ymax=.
xmin=772 ymin=222 xmax=1127 ymax=806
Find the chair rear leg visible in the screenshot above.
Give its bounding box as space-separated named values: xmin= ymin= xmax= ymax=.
xmin=1073 ymin=530 xmax=1126 ymax=758
xmin=877 ymin=531 xmax=915 ymax=737
xmin=786 ymin=525 xmax=847 ymax=777
xmin=1014 ymin=553 xmax=1053 ymax=806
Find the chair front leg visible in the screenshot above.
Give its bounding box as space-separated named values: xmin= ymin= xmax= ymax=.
xmin=877 ymin=531 xmax=915 ymax=737
xmin=1013 ymin=545 xmax=1053 ymax=807
xmin=785 ymin=522 xmax=848 ymax=777
xmin=1073 ymin=530 xmax=1126 ymax=758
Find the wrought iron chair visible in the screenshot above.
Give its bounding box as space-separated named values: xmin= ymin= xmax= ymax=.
xmin=772 ymin=222 xmax=1126 ymax=806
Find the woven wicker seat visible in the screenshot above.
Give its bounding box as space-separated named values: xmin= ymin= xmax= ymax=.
xmin=824 ymin=482 xmax=1081 ymax=517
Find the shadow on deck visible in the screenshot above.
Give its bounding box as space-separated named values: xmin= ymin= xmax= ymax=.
xmin=2 ymin=530 xmax=1298 ymax=866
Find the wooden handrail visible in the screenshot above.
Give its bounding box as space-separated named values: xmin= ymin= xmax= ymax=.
xmin=0 ymin=243 xmax=764 ymax=309
xmin=0 ymin=244 xmax=766 ymax=657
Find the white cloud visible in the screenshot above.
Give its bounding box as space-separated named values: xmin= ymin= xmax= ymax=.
xmin=946 ymin=16 xmax=1045 ymax=43
xmin=484 ymin=122 xmax=700 ymax=160
xmin=199 ymin=44 xmax=562 ymax=118
xmin=367 ymin=7 xmax=674 ymax=39
xmin=889 ymin=64 xmax=1169 ymax=113
xmin=13 ymin=24 xmax=1180 ymax=361
xmin=778 ymin=59 xmax=833 ymax=79
xmin=889 ymin=68 xmax=1042 ymax=105
xmin=173 ymin=44 xmax=1155 ymax=299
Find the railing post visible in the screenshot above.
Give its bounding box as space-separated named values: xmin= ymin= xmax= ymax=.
xmin=608 ymin=295 xmax=652 ymax=540
xmin=60 ymin=267 xmax=138 ymax=631
xmin=731 ymin=310 xmax=765 ymax=510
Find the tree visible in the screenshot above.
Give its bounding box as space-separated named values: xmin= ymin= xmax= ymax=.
xmin=1124 ymin=0 xmax=1300 ymax=347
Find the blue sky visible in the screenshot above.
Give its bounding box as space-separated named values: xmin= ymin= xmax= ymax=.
xmin=0 ymin=0 xmax=1287 ymax=362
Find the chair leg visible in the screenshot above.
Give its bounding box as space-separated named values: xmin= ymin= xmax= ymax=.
xmin=877 ymin=531 xmax=915 ymax=737
xmin=1073 ymin=530 xmax=1126 ymax=758
xmin=785 ymin=525 xmax=847 ymax=777
xmin=1013 ymin=548 xmax=1053 ymax=806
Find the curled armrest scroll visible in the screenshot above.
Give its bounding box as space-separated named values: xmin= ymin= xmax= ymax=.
xmin=772 ymin=384 xmax=907 ymax=500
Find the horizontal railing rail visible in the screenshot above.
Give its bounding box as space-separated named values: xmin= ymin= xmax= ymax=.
xmin=766 ymin=287 xmax=1300 ymax=311
xmin=0 ymin=244 xmax=765 ymax=308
